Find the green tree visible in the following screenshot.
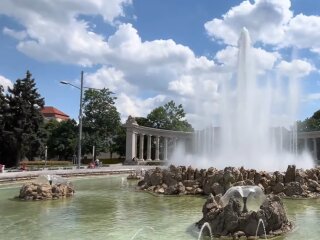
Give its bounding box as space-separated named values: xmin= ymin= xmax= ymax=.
xmin=111 ymin=101 xmax=193 ymax=158
xmin=24 ymin=123 xmax=48 ymax=161
xmin=146 ymin=100 xmax=193 ymax=131
xmin=46 ymin=119 xmax=77 ymax=160
xmin=3 ymin=71 xmax=45 ymax=166
xmin=0 ymin=85 xmax=8 ymax=162
xmin=112 ymin=126 xmax=126 ymax=157
xmin=297 ymin=110 xmax=320 ymax=132
xmin=135 ymin=117 xmax=152 ymax=128
xmin=82 ymin=88 xmax=121 ymax=159
xmin=0 ymin=85 xmax=6 ymax=132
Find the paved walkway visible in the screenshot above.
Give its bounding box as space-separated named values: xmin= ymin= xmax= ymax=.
xmin=0 ymin=164 xmax=159 ymax=183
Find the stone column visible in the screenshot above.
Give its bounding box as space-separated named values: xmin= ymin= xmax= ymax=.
xmin=279 ymin=127 xmax=283 ymax=152
xmin=163 ymin=137 xmax=168 ymax=161
xmin=304 ymin=138 xmax=308 ymax=150
xmin=125 ymin=130 xmax=136 ymax=161
xmin=192 ymin=132 xmax=197 ymax=153
xmin=155 ymin=136 xmax=160 ymax=161
xmin=313 ymin=138 xmax=317 ymax=160
xmin=135 ymin=133 xmax=138 ymax=157
xmin=124 ymin=116 xmax=139 ymax=164
xmin=146 ymin=134 xmax=152 ymax=161
xmin=139 ymin=134 xmax=144 ymax=161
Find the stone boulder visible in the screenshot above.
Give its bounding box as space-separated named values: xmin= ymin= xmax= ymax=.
xmin=272 ymin=182 xmax=285 ymax=194
xmin=150 ymin=167 xmax=163 ymax=186
xmin=307 ymin=180 xmax=320 ymax=192
xmin=284 ymin=165 xmax=296 ymax=183
xmin=19 ymin=182 xmax=75 ymax=200
xmin=284 ymin=182 xmax=304 ymax=197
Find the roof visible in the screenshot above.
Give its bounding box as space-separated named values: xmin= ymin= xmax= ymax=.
xmin=41 ymin=106 xmax=69 ymax=118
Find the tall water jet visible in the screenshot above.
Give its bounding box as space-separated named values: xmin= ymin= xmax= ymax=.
xmin=219 ymin=27 xmax=278 ymax=170
xmin=171 ymin=28 xmax=314 ymax=171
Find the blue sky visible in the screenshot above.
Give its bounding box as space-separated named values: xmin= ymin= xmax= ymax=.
xmin=0 ymin=0 xmax=320 ymax=129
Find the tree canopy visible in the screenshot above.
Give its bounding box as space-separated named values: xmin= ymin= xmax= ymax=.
xmin=0 ymin=71 xmax=45 ymax=166
xmin=146 ymin=100 xmax=193 ymax=131
xmin=82 ymin=88 xmax=121 ymax=158
xmin=45 ymin=119 xmax=77 ymax=160
xmin=297 ymin=109 xmax=320 ymax=132
xmin=0 ymin=85 xmax=6 ymax=130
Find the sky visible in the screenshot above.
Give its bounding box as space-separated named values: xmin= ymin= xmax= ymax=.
xmin=0 ymin=0 xmax=320 ymax=129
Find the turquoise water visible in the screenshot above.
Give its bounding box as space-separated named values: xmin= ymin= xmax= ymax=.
xmin=0 ymin=175 xmax=319 ymax=240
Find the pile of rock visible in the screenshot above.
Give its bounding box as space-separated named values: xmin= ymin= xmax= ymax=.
xmin=127 ymin=171 xmax=143 ymax=180
xmin=197 ymin=194 xmax=292 ymax=238
xmin=18 ymin=182 xmax=75 ymax=200
xmin=138 ymin=165 xmax=320 ymax=198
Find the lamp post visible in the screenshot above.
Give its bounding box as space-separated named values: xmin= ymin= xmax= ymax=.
xmin=44 ymin=145 xmax=48 ymax=168
xmin=60 ymin=71 xmax=84 ymax=169
xmin=60 ymin=75 xmax=105 ymax=169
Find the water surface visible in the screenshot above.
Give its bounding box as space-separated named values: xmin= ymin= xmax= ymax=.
xmin=0 ymin=176 xmax=319 ymax=239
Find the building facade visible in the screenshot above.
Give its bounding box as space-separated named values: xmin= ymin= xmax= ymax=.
xmin=41 ymin=106 xmax=69 ymax=122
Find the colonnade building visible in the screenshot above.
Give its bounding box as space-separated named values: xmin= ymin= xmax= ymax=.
xmin=124 ymin=116 xmax=320 ymax=164
xmin=124 ymin=116 xmax=192 ymax=164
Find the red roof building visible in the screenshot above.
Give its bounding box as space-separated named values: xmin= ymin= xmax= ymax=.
xmin=41 ymin=106 xmax=70 ymax=122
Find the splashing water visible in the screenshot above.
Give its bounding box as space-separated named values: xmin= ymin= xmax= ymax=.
xmin=170 ymin=28 xmax=314 ymax=171
xmin=255 ymin=219 xmax=267 ymax=239
xmin=197 ymin=222 xmax=213 ymax=240
xmin=130 ymin=226 xmax=155 ymax=240
xmin=121 ymin=177 xmax=128 ymax=187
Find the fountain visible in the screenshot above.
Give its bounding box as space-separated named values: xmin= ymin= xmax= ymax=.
xmin=255 ymin=219 xmax=267 ymax=239
xmin=171 ymin=28 xmax=314 ymax=171
xmin=130 ymin=226 xmax=155 ymax=240
xmin=18 ymin=175 xmax=75 ymax=200
xmin=221 ymin=186 xmax=266 ymax=213
xmin=197 ymin=187 xmax=292 ymax=238
xmin=197 ymin=222 xmax=213 ymax=240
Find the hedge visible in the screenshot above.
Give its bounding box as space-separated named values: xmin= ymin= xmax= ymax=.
xmin=20 ymin=160 xmax=72 ymax=166
xmin=81 ymin=158 xmax=125 ymax=165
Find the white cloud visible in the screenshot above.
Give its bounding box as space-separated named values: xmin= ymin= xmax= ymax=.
xmin=0 ymin=75 xmax=13 ymax=90
xmin=2 ymin=0 xmax=318 ymax=129
xmin=0 ymin=0 xmax=132 ymax=66
xmin=168 ymin=75 xmax=195 ymax=96
xmin=116 ymin=93 xmax=166 ymax=121
xmin=304 ymin=93 xmax=320 ymax=102
xmin=285 ymin=14 xmax=320 ymax=53
xmin=3 ymin=27 xmax=27 ymax=40
xmin=84 ymin=66 xmax=135 ymax=94
xmin=276 ymin=59 xmax=315 ymax=78
xmin=83 ymin=23 xmax=225 ymax=125
xmin=204 ymin=0 xmax=292 ymax=45
xmin=204 ymin=0 xmax=320 ymax=57
xmin=215 ymin=45 xmax=280 ymax=74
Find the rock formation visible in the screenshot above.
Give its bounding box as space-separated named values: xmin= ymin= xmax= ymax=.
xmin=197 ymin=194 xmax=292 ymax=238
xmin=138 ymin=165 xmax=320 ymax=198
xmin=18 ymin=180 xmax=75 ymax=200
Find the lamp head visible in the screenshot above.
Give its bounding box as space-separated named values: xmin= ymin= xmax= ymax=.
xmin=60 ymin=81 xmax=69 ymax=85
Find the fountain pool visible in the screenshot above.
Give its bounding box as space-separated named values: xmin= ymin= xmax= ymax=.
xmin=0 ymin=175 xmax=320 ymax=239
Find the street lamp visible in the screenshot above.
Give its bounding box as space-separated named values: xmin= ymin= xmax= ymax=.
xmin=60 ymin=71 xmax=84 ymax=169
xmin=61 ymin=75 xmax=108 ymax=168
xmin=44 ymin=145 xmax=48 ymax=168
